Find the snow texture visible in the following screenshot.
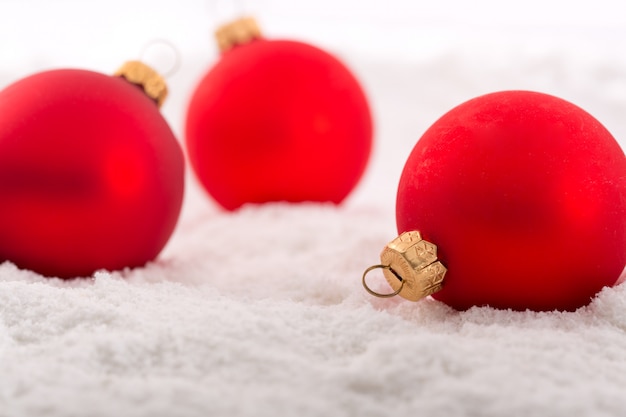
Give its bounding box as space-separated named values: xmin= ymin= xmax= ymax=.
xmin=2 ymin=1 xmax=626 ymax=416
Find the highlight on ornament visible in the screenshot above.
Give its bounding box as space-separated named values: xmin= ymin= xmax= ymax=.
xmin=0 ymin=61 xmax=185 ymax=278
xmin=364 ymin=90 xmax=626 ymax=312
xmin=185 ymin=16 xmax=373 ymax=210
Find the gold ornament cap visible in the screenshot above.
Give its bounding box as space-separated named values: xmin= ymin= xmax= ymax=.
xmin=362 ymin=231 xmax=447 ymax=301
xmin=114 ymin=60 xmax=168 ymax=108
xmin=215 ymin=16 xmax=262 ymax=52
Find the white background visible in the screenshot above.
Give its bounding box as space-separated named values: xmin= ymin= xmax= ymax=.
xmin=2 ymin=0 xmax=626 ymax=136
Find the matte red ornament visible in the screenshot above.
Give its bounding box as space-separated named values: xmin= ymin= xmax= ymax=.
xmin=0 ymin=63 xmax=185 ymax=278
xmin=393 ymin=90 xmax=626 ymax=311
xmin=185 ymin=17 xmax=373 ymax=210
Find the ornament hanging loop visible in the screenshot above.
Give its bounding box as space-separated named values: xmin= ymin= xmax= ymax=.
xmin=139 ymin=39 xmax=181 ymax=78
xmin=362 ymin=264 xmax=404 ymax=298
xmin=362 ymin=231 xmax=448 ymax=302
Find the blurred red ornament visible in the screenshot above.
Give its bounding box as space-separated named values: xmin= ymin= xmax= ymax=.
xmin=387 ymin=90 xmax=626 ymax=311
xmin=0 ymin=62 xmax=185 ymax=278
xmin=185 ymin=17 xmax=373 ymax=210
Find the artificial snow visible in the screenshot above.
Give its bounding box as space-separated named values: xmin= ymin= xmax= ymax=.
xmin=3 ymin=1 xmax=626 ymax=416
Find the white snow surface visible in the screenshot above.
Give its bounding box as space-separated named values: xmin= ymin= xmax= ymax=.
xmin=3 ymin=1 xmax=626 ymax=416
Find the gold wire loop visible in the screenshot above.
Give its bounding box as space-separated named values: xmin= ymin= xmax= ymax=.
xmin=139 ymin=39 xmax=182 ymax=78
xmin=362 ymin=264 xmax=404 ymax=298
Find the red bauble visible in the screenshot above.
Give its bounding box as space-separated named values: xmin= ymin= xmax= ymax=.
xmin=396 ymin=90 xmax=626 ymax=311
xmin=185 ymin=19 xmax=372 ymax=210
xmin=0 ymin=67 xmax=185 ymax=278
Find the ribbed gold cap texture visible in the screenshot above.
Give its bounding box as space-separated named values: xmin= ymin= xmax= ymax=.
xmin=215 ymin=16 xmax=262 ymax=52
xmin=114 ymin=60 xmax=168 ymax=107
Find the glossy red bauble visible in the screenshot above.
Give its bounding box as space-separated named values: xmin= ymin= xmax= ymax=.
xmin=0 ymin=68 xmax=185 ymax=278
xmin=185 ymin=38 xmax=373 ymax=210
xmin=397 ymin=90 xmax=626 ymax=311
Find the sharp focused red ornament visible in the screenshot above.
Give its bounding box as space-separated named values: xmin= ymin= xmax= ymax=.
xmin=0 ymin=62 xmax=185 ymax=278
xmin=185 ymin=17 xmax=373 ymax=210
xmin=390 ymin=90 xmax=626 ymax=311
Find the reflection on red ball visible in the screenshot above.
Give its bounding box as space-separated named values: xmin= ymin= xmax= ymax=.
xmin=397 ymin=90 xmax=626 ymax=311
xmin=185 ymin=39 xmax=373 ymax=210
xmin=0 ymin=69 xmax=185 ymax=278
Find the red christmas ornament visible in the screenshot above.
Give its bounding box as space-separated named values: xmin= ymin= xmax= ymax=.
xmin=0 ymin=62 xmax=185 ymax=278
xmin=185 ymin=17 xmax=373 ymax=210
xmin=364 ymin=90 xmax=626 ymax=311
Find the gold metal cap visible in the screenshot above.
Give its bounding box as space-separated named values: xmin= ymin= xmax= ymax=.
xmin=215 ymin=16 xmax=262 ymax=52
xmin=362 ymin=231 xmax=447 ymax=301
xmin=114 ymin=61 xmax=168 ymax=108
